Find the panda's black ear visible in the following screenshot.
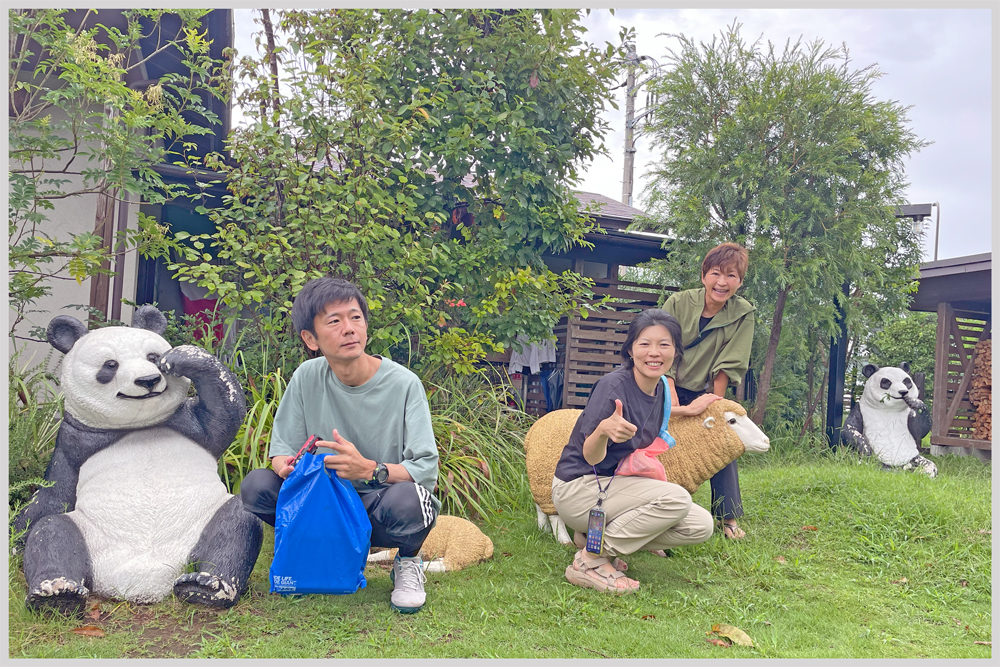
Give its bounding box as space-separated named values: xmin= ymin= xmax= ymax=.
xmin=132 ymin=305 xmax=168 ymax=336
xmin=862 ymin=363 xmax=878 ymax=378
xmin=899 ymin=361 xmax=911 ymax=375
xmin=47 ymin=316 xmax=89 ymax=354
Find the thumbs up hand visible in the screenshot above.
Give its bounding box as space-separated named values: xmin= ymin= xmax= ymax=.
xmin=601 ymin=398 xmax=638 ymax=443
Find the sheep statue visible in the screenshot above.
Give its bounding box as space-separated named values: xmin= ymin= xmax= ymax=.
xmin=366 ymin=515 xmax=494 ymax=573
xmin=523 ymin=399 xmax=771 ymax=544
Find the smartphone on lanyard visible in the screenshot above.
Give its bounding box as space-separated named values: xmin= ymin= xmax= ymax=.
xmin=586 ymin=508 xmax=606 ymax=554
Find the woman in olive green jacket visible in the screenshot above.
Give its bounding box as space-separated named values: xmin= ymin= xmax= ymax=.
xmin=662 ymin=243 xmax=754 ymax=539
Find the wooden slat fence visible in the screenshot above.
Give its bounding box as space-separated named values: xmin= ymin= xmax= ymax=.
xmin=484 ymin=277 xmax=673 ymax=416
xmin=562 ymin=278 xmax=672 ymax=409
xmin=931 ymin=302 xmax=991 ymax=450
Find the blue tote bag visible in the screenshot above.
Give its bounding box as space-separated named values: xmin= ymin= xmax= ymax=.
xmin=269 ymin=453 xmax=372 ymax=595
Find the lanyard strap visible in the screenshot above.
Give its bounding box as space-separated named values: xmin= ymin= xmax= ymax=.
xmin=593 ymin=464 xmax=617 ymax=508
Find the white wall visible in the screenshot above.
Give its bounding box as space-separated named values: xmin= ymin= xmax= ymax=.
xmin=9 ymin=103 xmax=142 ymax=370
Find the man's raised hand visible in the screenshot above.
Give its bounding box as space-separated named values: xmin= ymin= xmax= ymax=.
xmin=322 ymin=429 xmax=376 ymax=480
xmin=601 ymin=399 xmax=638 ymax=443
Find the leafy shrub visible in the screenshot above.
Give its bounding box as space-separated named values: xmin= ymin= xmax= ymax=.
xmin=219 ymin=352 xmax=287 ymax=494
xmin=167 ymin=8 xmax=612 ymax=376
xmin=425 ymin=370 xmax=534 ymax=519
xmin=8 ymin=350 xmax=61 ymax=509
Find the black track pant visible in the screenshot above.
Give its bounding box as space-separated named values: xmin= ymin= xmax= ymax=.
xmin=240 ymin=468 xmax=437 ymax=557
xmin=675 ymin=387 xmax=744 ymax=522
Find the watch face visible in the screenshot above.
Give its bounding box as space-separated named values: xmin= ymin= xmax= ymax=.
xmin=374 ymin=463 xmax=389 ymax=484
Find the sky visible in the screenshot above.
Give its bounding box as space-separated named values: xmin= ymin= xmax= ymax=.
xmin=232 ymin=7 xmax=995 ymax=263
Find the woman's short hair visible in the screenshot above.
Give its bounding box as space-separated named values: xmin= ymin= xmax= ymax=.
xmin=291 ymin=277 xmax=369 ymax=335
xmin=620 ymin=309 xmax=684 ymax=371
xmin=702 ymin=242 xmax=749 ymax=281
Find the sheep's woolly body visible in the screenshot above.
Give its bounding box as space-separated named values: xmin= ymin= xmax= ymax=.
xmin=524 ymin=409 xmax=582 ymax=514
xmin=523 ymin=399 xmax=753 ymax=512
xmin=367 ymin=515 xmax=493 ymax=572
xmin=657 ymin=400 xmax=747 ymax=494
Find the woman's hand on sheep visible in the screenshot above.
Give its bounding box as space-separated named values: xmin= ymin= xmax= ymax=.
xmin=601 ymin=399 xmax=638 ymax=443
xmin=675 ymin=393 xmax=722 ymax=416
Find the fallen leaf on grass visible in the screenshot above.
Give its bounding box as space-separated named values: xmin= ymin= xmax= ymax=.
xmin=892 ymin=577 xmax=908 ymax=584
xmin=801 ymin=525 xmax=818 ymax=531
xmin=978 ymin=529 xmax=991 ymax=535
xmin=502 ymin=552 xmax=512 ymax=558
xmin=706 ymin=637 xmax=731 ymax=648
xmin=87 ymin=603 xmax=101 ymax=621
xmin=72 ymin=626 xmax=105 ymax=638
xmin=974 ymin=641 xmax=991 ymax=646
xmin=774 ymin=556 xmax=786 ymax=563
xmin=642 ymin=615 xmax=655 ymax=621
xmin=960 ymin=580 xmax=968 ymax=587
xmin=712 ymin=623 xmax=754 ymax=647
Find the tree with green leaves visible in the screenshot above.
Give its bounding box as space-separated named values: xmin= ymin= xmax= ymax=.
xmin=8 ymin=9 xmax=230 ymax=342
xmin=849 ymin=310 xmax=937 ymax=408
xmin=171 ymin=9 xmax=620 ymax=373
xmin=641 ymin=23 xmax=926 ymax=425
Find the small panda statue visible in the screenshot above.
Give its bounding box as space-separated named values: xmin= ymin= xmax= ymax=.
xmin=841 ymin=362 xmax=937 ymax=477
xmin=14 ymin=306 xmax=263 ymax=617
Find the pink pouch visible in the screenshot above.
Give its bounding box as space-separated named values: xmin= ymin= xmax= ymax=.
xmin=616 ymin=377 xmax=676 ymax=482
xmin=617 ymin=436 xmax=670 ymax=481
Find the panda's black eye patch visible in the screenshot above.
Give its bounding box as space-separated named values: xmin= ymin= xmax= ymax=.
xmin=96 ymin=360 xmax=119 ymax=384
xmin=147 ymin=352 xmax=160 ymax=364
xmin=903 ymin=377 xmax=912 ymax=388
xmin=880 ymin=378 xmax=892 ymax=390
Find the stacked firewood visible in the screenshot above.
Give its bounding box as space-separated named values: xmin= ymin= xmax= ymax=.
xmin=969 ymin=339 xmax=991 ymax=440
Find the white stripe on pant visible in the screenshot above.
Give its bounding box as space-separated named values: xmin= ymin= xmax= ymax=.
xmin=415 ymin=484 xmax=435 ymax=529
xmin=551 ymin=475 xmax=714 ymax=556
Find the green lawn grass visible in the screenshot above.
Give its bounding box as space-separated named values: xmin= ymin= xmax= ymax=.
xmin=8 ymin=451 xmax=991 ymax=658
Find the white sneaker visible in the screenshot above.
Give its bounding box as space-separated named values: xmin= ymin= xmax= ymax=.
xmin=390 ymin=555 xmax=427 ymax=613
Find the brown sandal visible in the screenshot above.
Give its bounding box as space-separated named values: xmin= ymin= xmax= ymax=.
xmin=564 ymin=550 xmax=640 ymax=594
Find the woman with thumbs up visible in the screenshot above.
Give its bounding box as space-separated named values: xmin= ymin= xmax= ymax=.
xmin=551 ymin=309 xmax=714 ymax=594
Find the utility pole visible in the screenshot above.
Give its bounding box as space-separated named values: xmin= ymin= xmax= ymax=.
xmin=621 ymin=44 xmax=637 ymax=207
xmin=619 ymin=43 xmax=659 ymax=208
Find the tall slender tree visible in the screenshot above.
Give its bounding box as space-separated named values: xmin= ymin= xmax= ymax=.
xmin=641 ymin=23 xmax=926 ymax=424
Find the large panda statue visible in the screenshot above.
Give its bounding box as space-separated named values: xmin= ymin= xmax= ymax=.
xmin=841 ymin=362 xmax=937 ymax=477
xmin=13 ymin=306 xmax=263 ymax=616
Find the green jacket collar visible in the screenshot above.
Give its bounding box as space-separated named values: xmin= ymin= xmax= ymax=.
xmin=684 ymin=287 xmax=755 ymax=330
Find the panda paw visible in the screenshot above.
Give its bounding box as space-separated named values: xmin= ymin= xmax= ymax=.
xmin=173 ymin=571 xmax=241 ymax=609
xmin=157 ymin=345 xmax=217 ymax=379
xmin=915 ymin=458 xmax=938 ymax=478
xmin=26 ymin=577 xmax=89 ymax=617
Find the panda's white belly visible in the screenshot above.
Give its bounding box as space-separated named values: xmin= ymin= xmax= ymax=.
xmin=68 ymin=428 xmax=231 ymax=603
xmin=860 ymin=404 xmax=917 ymax=467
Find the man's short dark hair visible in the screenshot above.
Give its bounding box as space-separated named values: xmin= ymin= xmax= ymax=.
xmin=291 ymin=277 xmax=369 ymax=335
xmin=620 ymin=309 xmax=684 ymax=372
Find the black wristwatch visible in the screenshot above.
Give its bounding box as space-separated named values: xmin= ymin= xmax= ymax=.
xmin=370 ymin=462 xmax=389 ymax=485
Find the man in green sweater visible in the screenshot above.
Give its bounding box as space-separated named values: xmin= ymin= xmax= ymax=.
xmin=240 ymin=278 xmax=439 ymax=613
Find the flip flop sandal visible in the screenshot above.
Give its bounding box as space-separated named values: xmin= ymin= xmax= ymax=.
xmin=721 ymin=523 xmax=746 ymax=540
xmin=564 ymin=552 xmax=639 ymax=594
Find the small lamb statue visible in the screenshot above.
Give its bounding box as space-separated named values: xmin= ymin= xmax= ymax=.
xmin=523 ymin=398 xmax=770 ymax=544
xmin=366 ymin=515 xmax=494 ymax=572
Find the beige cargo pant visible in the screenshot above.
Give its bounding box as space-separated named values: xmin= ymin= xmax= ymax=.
xmin=552 ymin=475 xmax=714 ymax=556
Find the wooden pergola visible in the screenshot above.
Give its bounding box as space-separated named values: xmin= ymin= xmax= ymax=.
xmin=908 ymin=253 xmax=991 ymax=453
